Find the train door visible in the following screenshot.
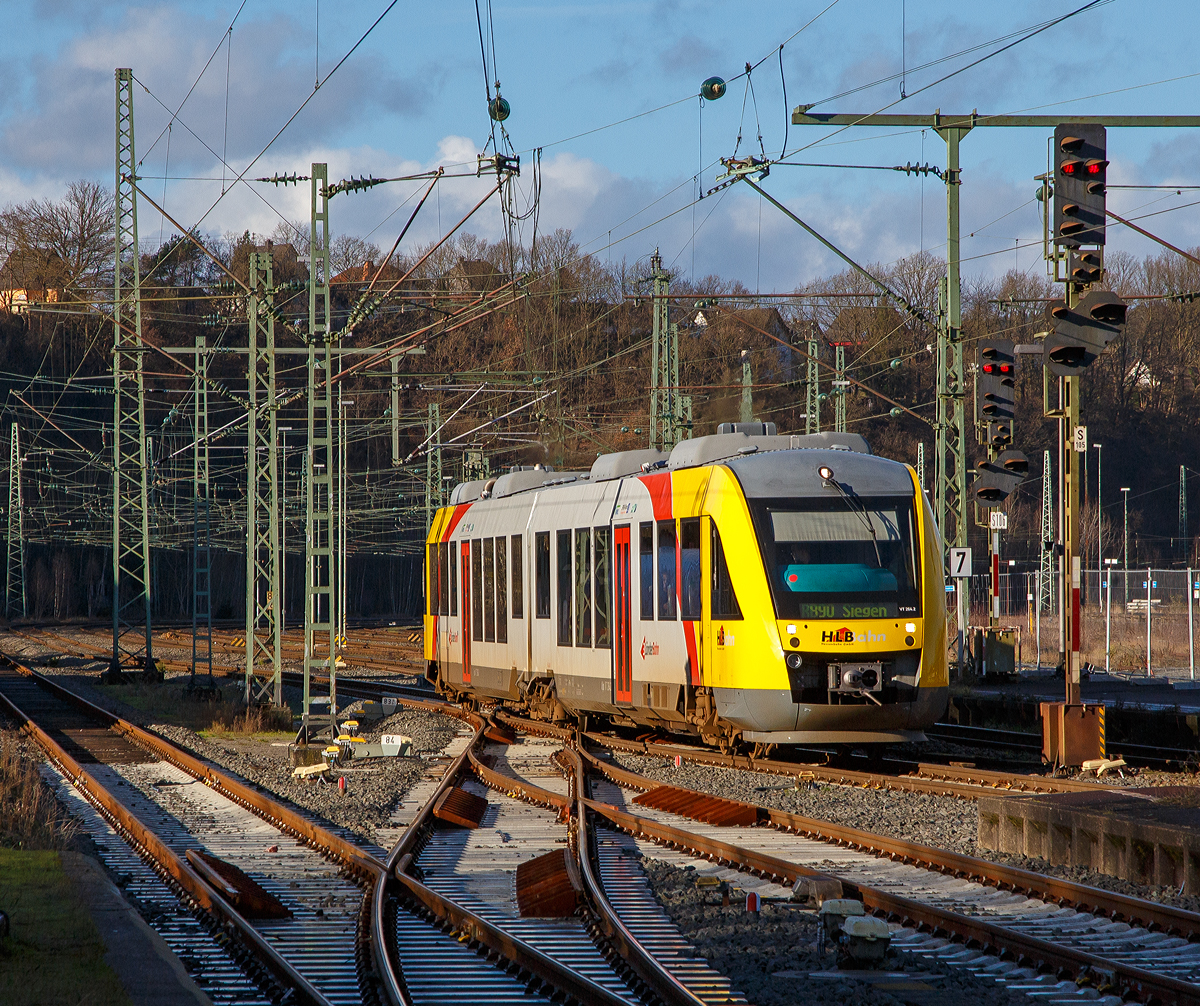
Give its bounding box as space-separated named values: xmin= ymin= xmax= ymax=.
xmin=613 ymin=524 xmax=632 ymax=704
xmin=460 ymin=541 xmax=472 ymax=684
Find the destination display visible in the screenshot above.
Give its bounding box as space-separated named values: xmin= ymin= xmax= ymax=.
xmin=799 ymin=602 xmax=898 ymax=619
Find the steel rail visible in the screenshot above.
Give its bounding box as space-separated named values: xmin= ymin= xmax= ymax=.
xmin=586 ymin=796 xmax=1200 ymax=1006
xmin=577 ymin=745 xmax=1200 ymax=940
xmin=560 ymin=745 xmax=708 ymax=1006
xmin=380 ymin=715 xmax=636 ymax=1006
xmin=0 ymin=659 xmax=335 ymax=1006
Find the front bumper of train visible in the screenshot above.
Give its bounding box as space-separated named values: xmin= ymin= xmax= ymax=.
xmin=713 ymin=683 xmax=948 ymax=744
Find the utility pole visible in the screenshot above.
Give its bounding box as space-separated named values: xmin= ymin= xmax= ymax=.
xmin=245 ymin=250 xmax=282 ymax=706
xmin=112 ymin=67 xmax=156 ymax=683
xmin=1180 ymin=465 xmax=1188 ymax=559
xmin=1041 ymin=450 xmax=1054 ymax=615
xmin=390 ymin=353 xmax=401 ymax=467
xmin=739 ymin=350 xmax=753 ymax=423
xmin=648 ymin=251 xmax=690 ymax=451
xmin=917 ymin=442 xmax=925 ymax=495
xmin=6 ymin=425 xmax=23 ymax=619
xmin=303 ymin=163 xmax=337 ymax=741
xmin=833 ymin=343 xmax=848 ymax=433
xmin=425 ymin=403 xmax=442 ymax=534
xmin=805 ymin=324 xmax=821 ymax=435
xmin=192 ymin=337 xmax=212 ymax=688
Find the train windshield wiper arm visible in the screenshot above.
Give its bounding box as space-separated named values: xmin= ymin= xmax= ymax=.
xmin=817 ymin=466 xmax=883 ymax=569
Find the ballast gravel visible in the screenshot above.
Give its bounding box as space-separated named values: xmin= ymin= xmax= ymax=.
xmin=609 ymin=751 xmax=979 ymax=851
xmin=608 ymin=749 xmax=1200 ymax=912
xmin=642 ymin=857 xmax=1022 ymax=1006
xmin=37 ymin=670 xmax=460 ymax=846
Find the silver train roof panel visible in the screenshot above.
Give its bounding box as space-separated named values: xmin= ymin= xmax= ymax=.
xmin=667 ymin=431 xmax=870 ymax=469
xmin=724 ymin=446 xmax=913 ymax=499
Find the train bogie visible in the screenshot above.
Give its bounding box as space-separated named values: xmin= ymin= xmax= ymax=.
xmin=424 ymin=429 xmax=947 ymax=748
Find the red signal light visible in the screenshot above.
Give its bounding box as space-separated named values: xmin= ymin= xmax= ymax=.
xmin=1061 ymin=161 xmax=1078 ymax=175
xmin=999 ymin=364 xmax=1011 ymax=373
xmin=982 ymin=363 xmax=993 ymax=373
xmin=1087 ymin=162 xmax=1101 ymax=174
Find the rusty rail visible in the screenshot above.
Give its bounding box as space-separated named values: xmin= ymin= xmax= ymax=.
xmin=0 ymin=659 xmax=335 ymax=1006
xmin=578 ymin=745 xmax=1200 ymax=940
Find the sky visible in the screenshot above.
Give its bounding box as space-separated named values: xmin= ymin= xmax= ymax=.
xmin=4 ymin=0 xmax=1200 ymax=292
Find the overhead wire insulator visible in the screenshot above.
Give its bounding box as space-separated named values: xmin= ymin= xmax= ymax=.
xmin=700 ymin=77 xmax=726 ymax=100
xmin=488 ymin=96 xmax=510 ymax=122
xmin=255 ymin=173 xmax=308 ymax=186
xmin=324 ymin=175 xmax=388 ymax=198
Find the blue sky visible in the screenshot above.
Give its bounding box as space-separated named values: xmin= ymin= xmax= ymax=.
xmin=3 ymin=0 xmax=1199 ymax=291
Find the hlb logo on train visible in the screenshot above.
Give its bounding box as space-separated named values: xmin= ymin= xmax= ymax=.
xmin=822 ymin=627 xmax=855 ymax=643
xmin=821 ymin=627 xmax=888 ymax=644
xmin=640 ymin=638 xmax=660 ymax=659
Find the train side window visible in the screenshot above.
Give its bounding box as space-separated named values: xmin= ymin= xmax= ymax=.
xmin=484 ymin=538 xmax=496 ymax=642
xmin=439 ymin=542 xmax=449 ymax=615
xmin=496 ymin=537 xmax=508 ymax=643
xmin=680 ymin=517 xmax=701 ymax=619
xmin=511 ymin=534 xmax=524 ymax=618
xmin=557 ymin=529 xmax=573 ymax=645
xmin=639 ymin=522 xmax=654 ymax=621
xmin=594 ymin=527 xmax=611 ymax=648
xmin=710 ymin=521 xmax=743 ymax=619
xmin=449 ymin=541 xmax=458 ymax=616
xmin=426 ymin=544 xmax=437 ymax=616
xmin=472 ymin=539 xmax=483 ymax=642
xmin=657 ymin=521 xmax=677 ymax=620
xmin=575 ymin=529 xmax=592 ymax=647
xmin=535 ymin=532 xmax=550 ymax=618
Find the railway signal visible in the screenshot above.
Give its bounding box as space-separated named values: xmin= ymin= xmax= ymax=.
xmin=1043 ymin=290 xmax=1128 ymax=376
xmin=976 ymin=339 xmax=1015 ymax=447
xmin=1054 ymin=124 xmax=1107 ymax=247
xmin=970 ymin=449 xmax=1029 ymax=507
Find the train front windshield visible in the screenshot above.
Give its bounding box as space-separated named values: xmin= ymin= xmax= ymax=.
xmin=749 ymin=495 xmax=921 ymax=620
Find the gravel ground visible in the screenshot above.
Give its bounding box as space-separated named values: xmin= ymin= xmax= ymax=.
xmin=33 ymin=669 xmax=461 ymax=846
xmin=642 ymin=857 xmax=1022 ymax=1006
xmin=608 ymin=750 xmax=1200 ymax=913
xmin=609 ymin=752 xmax=980 ymax=852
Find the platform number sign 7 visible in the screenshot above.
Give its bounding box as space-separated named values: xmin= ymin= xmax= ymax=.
xmin=950 ymin=547 xmax=972 ymax=578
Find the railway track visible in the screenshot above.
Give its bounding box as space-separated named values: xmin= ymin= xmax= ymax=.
xmin=473 ymin=721 xmax=1200 ymax=1005
xmin=1 ymin=649 xmax=742 ymax=1006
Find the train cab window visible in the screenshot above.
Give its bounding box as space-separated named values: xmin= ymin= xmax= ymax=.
xmin=426 ymin=544 xmax=437 ymax=616
xmin=710 ymin=522 xmax=743 ymax=619
xmin=557 ymin=530 xmax=573 ymax=645
xmin=471 ymin=539 xmax=484 ymax=642
xmin=535 ymin=532 xmax=550 ymax=618
xmin=639 ymin=522 xmax=654 ymax=620
xmin=594 ymin=527 xmax=611 ymax=648
xmin=575 ymin=529 xmax=592 ymax=647
xmin=680 ymin=518 xmax=701 ymax=620
xmin=484 ymin=538 xmax=496 ymax=642
xmin=657 ymin=521 xmax=677 ymax=620
xmin=496 ymin=537 xmax=508 ymax=643
xmin=439 ymin=542 xmax=449 ymax=615
xmin=449 ymin=541 xmax=458 ymax=616
xmin=512 ymin=534 xmax=524 ymax=618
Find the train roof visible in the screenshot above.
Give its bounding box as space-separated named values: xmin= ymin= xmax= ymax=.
xmin=447 ymin=429 xmax=898 ymax=505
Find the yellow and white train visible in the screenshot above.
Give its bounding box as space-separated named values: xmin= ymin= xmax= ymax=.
xmin=423 ymin=425 xmax=947 ymax=749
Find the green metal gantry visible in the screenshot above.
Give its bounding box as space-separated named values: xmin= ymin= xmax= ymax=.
xmin=112 ymin=67 xmax=155 ymax=680
xmin=425 ymin=403 xmax=443 ymax=534
xmin=192 ymin=335 xmax=212 ymax=687
xmin=833 ymin=344 xmax=848 ymax=434
xmin=246 ymin=251 xmax=282 ymax=705
xmin=805 ymin=327 xmax=821 ymax=435
xmin=648 ymin=251 xmax=689 ymax=450
xmin=303 ymin=163 xmax=338 ymax=739
xmin=6 ymin=425 xmax=24 ymax=619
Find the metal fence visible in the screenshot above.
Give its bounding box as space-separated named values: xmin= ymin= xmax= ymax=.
xmin=955 ymin=567 xmax=1200 ymax=677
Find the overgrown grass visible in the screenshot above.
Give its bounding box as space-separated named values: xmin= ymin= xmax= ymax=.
xmin=0 ymin=849 xmax=131 ymax=1006
xmin=205 ymin=702 xmax=294 ymax=737
xmin=105 ymin=680 xmax=294 ymax=735
xmin=0 ymin=732 xmax=78 ymax=851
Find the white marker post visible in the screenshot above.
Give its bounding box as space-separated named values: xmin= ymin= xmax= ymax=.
xmin=950 ymin=548 xmax=972 ymax=675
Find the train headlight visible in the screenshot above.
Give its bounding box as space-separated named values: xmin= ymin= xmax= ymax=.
xmin=818 ymin=465 xmax=835 ymax=482
xmin=785 ymin=652 xmax=803 ymax=671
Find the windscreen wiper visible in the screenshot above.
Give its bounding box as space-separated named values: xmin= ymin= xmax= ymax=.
xmin=817 ymin=464 xmax=883 ymax=569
